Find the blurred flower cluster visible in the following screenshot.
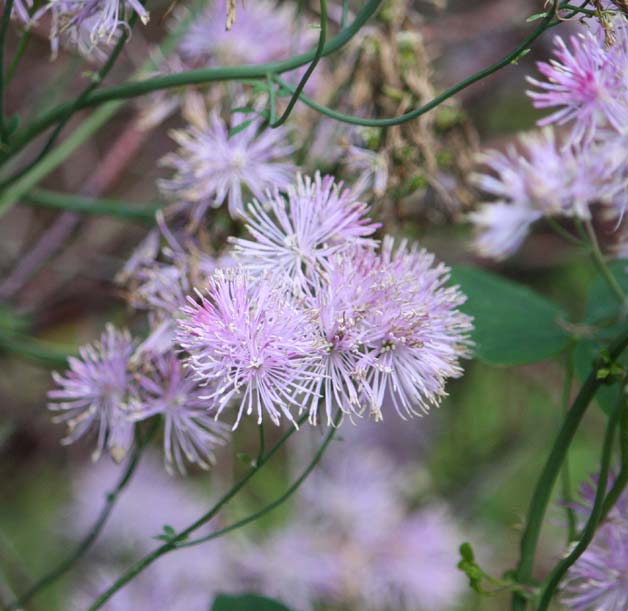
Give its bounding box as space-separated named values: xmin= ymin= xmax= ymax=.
xmin=470 ymin=5 xmax=628 ymax=259
xmin=65 ymin=434 xmax=469 ymax=611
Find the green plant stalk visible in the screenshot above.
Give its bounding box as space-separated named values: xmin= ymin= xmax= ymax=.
xmin=599 ymin=395 xmax=628 ymax=520
xmin=0 ymin=333 xmax=74 ymax=366
xmin=271 ymin=5 xmax=557 ymax=128
xmin=0 ymin=0 xmax=207 ymax=217
xmin=5 ymin=28 xmax=30 ymax=87
xmin=0 ymin=11 xmax=140 ymax=190
xmin=536 ymin=391 xmax=623 ymax=610
xmin=512 ymin=326 xmax=628 ymax=611
xmin=0 ymin=102 xmax=123 ymax=217
xmin=87 ymin=415 xmax=309 ymax=611
xmin=1 ymin=0 xmax=384 ymax=163
xmin=177 ymin=412 xmax=340 ymax=549
xmin=584 ymin=220 xmax=627 ymax=305
xmin=271 ymin=0 xmax=327 ymax=127
xmin=560 ymin=352 xmax=577 ymax=543
xmin=0 ymin=0 xmax=15 ymax=140
xmin=6 ymin=420 xmax=159 ymax=611
xmin=24 ymin=188 xmax=161 ymax=221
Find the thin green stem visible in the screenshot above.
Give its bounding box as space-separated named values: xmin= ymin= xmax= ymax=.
xmin=536 ymin=391 xmax=623 ymax=611
xmin=584 ymin=220 xmax=626 ymax=305
xmin=23 ymin=188 xmax=161 ymax=221
xmin=0 ymin=333 xmax=73 ymax=367
xmin=0 ymin=11 xmax=139 ymax=189
xmin=560 ymin=352 xmax=577 ymax=543
xmin=272 ymin=6 xmax=557 ymax=128
xmin=341 ymin=0 xmax=349 ymax=28
xmin=87 ymin=415 xmax=308 ymax=611
xmin=256 ymin=422 xmax=265 ymax=465
xmin=512 ymin=326 xmax=628 ymax=611
xmin=6 ymin=420 xmax=159 ymax=611
xmin=561 ymin=3 xmax=597 ymax=15
xmin=0 ymin=0 xmax=15 ymax=141
xmin=545 ymin=217 xmax=586 ymax=247
xmin=600 ymin=395 xmax=628 ymax=519
xmin=271 ymin=0 xmax=327 ymax=127
xmin=5 ymin=28 xmax=30 ymax=87
xmin=178 ymin=412 xmax=340 ymax=549
xmin=1 ymin=0 xmax=384 ymax=163
xmin=600 ymin=466 xmax=628 ymax=520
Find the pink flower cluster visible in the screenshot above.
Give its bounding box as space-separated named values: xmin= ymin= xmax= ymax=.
xmin=48 ymin=172 xmax=472 ymax=471
xmin=471 ymin=8 xmax=628 ymax=259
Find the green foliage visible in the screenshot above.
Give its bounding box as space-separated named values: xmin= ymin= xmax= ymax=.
xmin=584 ymin=260 xmax=628 ymax=325
xmin=212 ymin=594 xmax=292 ymax=611
xmin=450 ymin=266 xmax=572 ymax=366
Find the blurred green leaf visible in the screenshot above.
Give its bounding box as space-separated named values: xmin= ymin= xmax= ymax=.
xmin=451 ymin=266 xmax=572 ymax=366
xmin=228 ymin=119 xmax=255 ymax=139
xmin=212 ymin=594 xmax=292 ymax=611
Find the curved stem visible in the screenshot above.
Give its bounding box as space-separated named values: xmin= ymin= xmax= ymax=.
xmin=6 ymin=420 xmax=159 ymax=611
xmin=178 ymin=412 xmax=340 ymax=549
xmin=5 ymin=28 xmax=30 ymax=88
xmin=271 ymin=0 xmax=327 ymax=127
xmin=536 ymin=391 xmax=623 ymax=610
xmin=0 ymin=11 xmax=139 ymax=189
xmin=512 ymin=326 xmax=628 ymax=610
xmin=23 ymin=188 xmax=160 ymax=221
xmin=87 ymin=415 xmax=308 ymax=611
xmin=0 ymin=0 xmax=15 ymax=141
xmin=560 ymin=352 xmax=577 ymax=543
xmin=584 ymin=220 xmax=626 ymax=306
xmin=1 ymin=0 xmax=383 ymax=162
xmin=272 ymin=6 xmax=557 ymax=128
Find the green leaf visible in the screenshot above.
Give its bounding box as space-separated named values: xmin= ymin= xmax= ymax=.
xmin=228 ymin=119 xmax=255 ymax=138
xmin=450 ymin=266 xmax=572 ymax=366
xmin=584 ymin=260 xmax=628 ymax=325
xmin=526 ymin=11 xmax=548 ymax=22
xmin=211 ymin=594 xmax=292 ymax=611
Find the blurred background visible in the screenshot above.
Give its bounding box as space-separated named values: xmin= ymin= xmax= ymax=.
xmin=0 ymin=0 xmax=607 ymax=609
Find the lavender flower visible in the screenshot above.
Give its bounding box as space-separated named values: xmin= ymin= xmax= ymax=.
xmin=178 ymin=0 xmax=315 ymax=72
xmin=231 ymin=173 xmax=379 ymax=293
xmin=177 ymin=268 xmax=320 ymax=429
xmin=560 ymin=476 xmax=628 ymax=611
xmin=363 ymin=237 xmax=473 ymax=419
xmin=159 ymin=94 xmax=295 ymax=221
xmin=527 ymin=17 xmax=628 ymax=144
xmin=344 ymin=145 xmax=390 ymax=198
xmin=469 ymin=129 xmax=626 ymax=259
xmin=48 ymin=325 xmax=136 ymax=462
xmin=131 ymin=355 xmax=229 ymax=474
xmin=41 ymin=0 xmax=149 ymax=59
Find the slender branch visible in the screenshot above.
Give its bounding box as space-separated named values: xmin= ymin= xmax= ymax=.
xmin=0 ymin=0 xmax=15 ymax=141
xmin=512 ymin=326 xmax=628 ymax=610
xmin=6 ymin=420 xmax=159 ymax=610
xmin=23 ymin=188 xmax=160 ymax=221
xmin=271 ymin=0 xmax=327 ymax=127
xmin=560 ymin=352 xmax=577 ymax=543
xmin=178 ymin=412 xmax=340 ymax=549
xmin=600 ymin=395 xmax=628 ymax=520
xmin=536 ymin=390 xmax=623 ymax=610
xmin=87 ymin=415 xmax=308 ymax=611
xmin=0 ymin=11 xmax=140 ymax=190
xmin=5 ymin=28 xmax=29 ymax=87
xmin=584 ymin=220 xmax=627 ymax=305
xmin=1 ymin=0 xmax=384 ymax=162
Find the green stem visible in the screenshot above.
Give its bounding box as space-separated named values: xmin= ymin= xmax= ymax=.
xmin=271 ymin=7 xmax=557 ymax=128
xmin=1 ymin=0 xmax=384 ymax=163
xmin=600 ymin=466 xmax=628 ymax=520
xmin=5 ymin=28 xmax=30 ymax=87
xmin=560 ymin=352 xmax=577 ymax=543
xmin=561 ymin=3 xmax=597 ymax=15
xmin=0 ymin=333 xmax=74 ymax=367
xmin=0 ymin=11 xmax=139 ymax=189
xmin=6 ymin=420 xmax=159 ymax=611
xmin=584 ymin=220 xmax=626 ymax=306
xmin=0 ymin=0 xmax=15 ymax=141
xmin=536 ymin=391 xmax=623 ymax=611
xmin=87 ymin=415 xmax=308 ymax=611
xmin=512 ymin=326 xmax=628 ymax=611
xmin=177 ymin=412 xmax=340 ymax=549
xmin=271 ymin=0 xmax=327 ymax=127
xmin=23 ymin=188 xmax=161 ymax=221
